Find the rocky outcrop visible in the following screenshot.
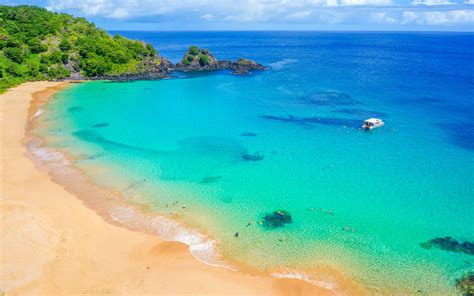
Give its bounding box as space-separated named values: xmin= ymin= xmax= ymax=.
xmin=456 ymin=272 xmax=474 ymax=296
xmin=65 ymin=47 xmax=264 ymax=82
xmin=175 ymin=46 xmax=265 ymax=75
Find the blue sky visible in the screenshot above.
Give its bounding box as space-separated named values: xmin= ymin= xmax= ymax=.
xmin=2 ymin=0 xmax=473 ymax=31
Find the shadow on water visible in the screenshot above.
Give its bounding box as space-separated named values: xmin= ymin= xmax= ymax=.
xmin=438 ymin=122 xmax=474 ymax=151
xmin=260 ymin=114 xmax=361 ymax=129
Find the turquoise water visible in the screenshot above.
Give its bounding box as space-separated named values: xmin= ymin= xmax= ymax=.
xmin=32 ymin=32 xmax=473 ymax=294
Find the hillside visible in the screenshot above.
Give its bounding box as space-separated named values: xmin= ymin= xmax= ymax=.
xmin=0 ymin=5 xmax=170 ymax=93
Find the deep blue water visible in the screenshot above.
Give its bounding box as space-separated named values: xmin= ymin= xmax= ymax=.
xmin=36 ymin=31 xmax=474 ymax=294
xmin=115 ymin=31 xmax=474 ymax=151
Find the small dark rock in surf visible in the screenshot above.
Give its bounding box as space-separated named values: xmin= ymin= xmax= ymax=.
xmin=456 ymin=272 xmax=474 ymax=296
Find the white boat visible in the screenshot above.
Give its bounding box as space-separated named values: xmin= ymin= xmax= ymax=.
xmin=362 ymin=118 xmax=384 ymax=130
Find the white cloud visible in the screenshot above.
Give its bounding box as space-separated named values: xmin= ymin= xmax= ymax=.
xmin=46 ymin=0 xmax=394 ymax=21
xmin=402 ymin=9 xmax=474 ymax=24
xmin=339 ymin=0 xmax=391 ymax=5
xmin=411 ymin=0 xmax=455 ymax=6
xmin=44 ymin=0 xmax=474 ymax=29
xmin=371 ymin=12 xmax=398 ymax=23
xmin=285 ymin=10 xmax=312 ymax=19
xmin=200 ymin=13 xmax=215 ymax=20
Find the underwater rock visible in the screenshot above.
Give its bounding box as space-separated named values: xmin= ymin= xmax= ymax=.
xmin=260 ymin=210 xmax=293 ymax=229
xmin=456 ymin=272 xmax=474 ymax=296
xmin=240 ymin=132 xmax=259 ymax=137
xmin=91 ymin=122 xmax=110 ymax=128
xmin=200 ymin=176 xmax=222 ymax=184
xmin=335 ymin=108 xmax=386 ymax=118
xmin=242 ymin=151 xmax=264 ymax=161
xmin=420 ymin=237 xmax=474 ymax=255
xmin=67 ymin=106 xmax=83 ymax=112
xmin=303 ymin=92 xmax=358 ymax=106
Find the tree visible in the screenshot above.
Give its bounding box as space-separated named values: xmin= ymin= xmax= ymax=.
xmin=4 ymin=47 xmax=25 ymax=63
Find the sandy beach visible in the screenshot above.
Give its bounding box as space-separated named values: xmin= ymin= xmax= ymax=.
xmin=0 ymin=81 xmax=362 ymax=295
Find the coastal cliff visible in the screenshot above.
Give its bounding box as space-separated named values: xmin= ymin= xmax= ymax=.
xmin=0 ymin=5 xmax=264 ymax=92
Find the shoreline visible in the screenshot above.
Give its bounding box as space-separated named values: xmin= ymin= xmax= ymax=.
xmin=1 ymin=81 xmax=364 ymax=295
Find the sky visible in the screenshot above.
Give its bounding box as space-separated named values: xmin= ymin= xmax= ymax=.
xmin=1 ymin=0 xmax=473 ymax=31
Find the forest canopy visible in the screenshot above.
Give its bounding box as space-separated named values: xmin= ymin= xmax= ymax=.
xmin=0 ymin=5 xmax=160 ymax=92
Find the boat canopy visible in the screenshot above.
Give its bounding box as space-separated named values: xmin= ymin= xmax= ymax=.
xmin=365 ymin=118 xmax=382 ymax=124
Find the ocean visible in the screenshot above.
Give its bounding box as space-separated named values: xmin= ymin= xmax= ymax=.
xmin=30 ymin=31 xmax=474 ymax=294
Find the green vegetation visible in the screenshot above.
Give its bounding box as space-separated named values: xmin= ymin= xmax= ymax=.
xmin=188 ymin=46 xmax=200 ymax=56
xmin=198 ymin=54 xmax=209 ymax=66
xmin=236 ymin=58 xmax=255 ymax=66
xmin=179 ymin=46 xmax=215 ymax=68
xmin=0 ymin=5 xmax=160 ymax=93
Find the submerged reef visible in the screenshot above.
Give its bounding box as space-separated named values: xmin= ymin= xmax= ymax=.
xmin=241 ymin=151 xmax=264 ymax=161
xmin=420 ymin=237 xmax=474 ymax=255
xmin=303 ymin=92 xmax=358 ymax=106
xmin=67 ymin=106 xmax=84 ymax=112
xmin=260 ymin=210 xmax=293 ymax=229
xmin=91 ymin=122 xmax=110 ymax=128
xmin=456 ymin=272 xmax=474 ymax=296
xmin=200 ymin=176 xmax=222 ymax=184
xmin=335 ymin=108 xmax=387 ymax=118
xmin=240 ymin=132 xmax=259 ymax=137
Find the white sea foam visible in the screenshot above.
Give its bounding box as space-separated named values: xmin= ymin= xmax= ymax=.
xmin=34 ymin=108 xmax=44 ymax=117
xmin=269 ymin=58 xmax=298 ymax=70
xmin=26 ymin=135 xmax=234 ymax=272
xmin=109 ymin=205 xmax=235 ymax=271
xmin=272 ymin=271 xmax=337 ymax=290
xmin=29 ymin=144 xmax=69 ymax=165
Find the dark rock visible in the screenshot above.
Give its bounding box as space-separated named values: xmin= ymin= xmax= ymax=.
xmin=234 ymin=232 xmax=239 ymax=238
xmin=91 ymin=122 xmax=110 ymax=128
xmin=456 ymin=272 xmax=474 ymax=296
xmin=175 ymin=46 xmax=265 ymax=75
xmin=260 ymin=210 xmax=293 ymax=229
xmin=175 ymin=46 xmax=219 ymax=71
xmin=242 ymin=151 xmax=264 ymax=161
xmin=63 ymin=48 xmax=263 ymax=81
xmin=420 ymin=237 xmax=474 ymax=255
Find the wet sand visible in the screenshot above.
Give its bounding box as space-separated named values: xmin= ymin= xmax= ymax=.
xmin=0 ymin=81 xmax=363 ymax=295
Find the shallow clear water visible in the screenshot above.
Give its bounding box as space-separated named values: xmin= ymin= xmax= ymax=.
xmin=33 ymin=32 xmax=473 ymax=294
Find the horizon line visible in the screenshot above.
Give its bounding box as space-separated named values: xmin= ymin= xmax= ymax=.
xmin=107 ymin=29 xmax=474 ymax=33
